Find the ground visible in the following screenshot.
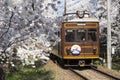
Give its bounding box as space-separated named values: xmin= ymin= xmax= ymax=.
xmin=44 ymin=60 xmax=80 ymax=80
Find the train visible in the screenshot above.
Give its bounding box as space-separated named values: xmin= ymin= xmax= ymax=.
xmin=50 ymin=11 xmax=99 ymax=67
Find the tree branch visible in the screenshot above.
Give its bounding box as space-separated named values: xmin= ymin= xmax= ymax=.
xmin=0 ymin=11 xmax=14 ymax=39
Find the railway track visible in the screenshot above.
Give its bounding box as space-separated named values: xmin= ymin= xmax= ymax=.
xmin=90 ymin=65 xmax=120 ymax=80
xmin=50 ymin=54 xmax=120 ymax=80
xmin=69 ymin=66 xmax=120 ymax=80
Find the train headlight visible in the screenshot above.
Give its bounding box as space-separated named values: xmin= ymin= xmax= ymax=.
xmin=93 ymin=48 xmax=97 ymax=55
xmin=66 ymin=48 xmax=71 ymax=55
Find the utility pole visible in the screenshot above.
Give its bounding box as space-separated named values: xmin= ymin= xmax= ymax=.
xmin=107 ymin=0 xmax=112 ymax=69
xmin=64 ymin=0 xmax=66 ymax=15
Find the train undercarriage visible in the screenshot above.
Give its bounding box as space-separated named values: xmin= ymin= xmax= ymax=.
xmin=50 ymin=53 xmax=98 ymax=67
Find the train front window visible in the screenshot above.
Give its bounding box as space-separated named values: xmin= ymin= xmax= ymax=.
xmin=77 ymin=29 xmax=86 ymax=42
xmin=65 ymin=29 xmax=75 ymax=42
xmin=88 ymin=29 xmax=97 ymax=41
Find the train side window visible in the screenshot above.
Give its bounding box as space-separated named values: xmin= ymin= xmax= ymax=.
xmin=88 ymin=29 xmax=97 ymax=41
xmin=77 ymin=29 xmax=86 ymax=41
xmin=65 ymin=29 xmax=75 ymax=42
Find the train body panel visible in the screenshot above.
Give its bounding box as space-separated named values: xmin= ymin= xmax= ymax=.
xmin=51 ymin=17 xmax=99 ymax=66
xmin=51 ymin=42 xmax=62 ymax=58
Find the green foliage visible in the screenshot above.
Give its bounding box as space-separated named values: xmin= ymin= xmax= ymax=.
xmin=112 ymin=57 xmax=120 ymax=71
xmin=6 ymin=65 xmax=54 ymax=80
xmin=112 ymin=62 xmax=120 ymax=71
xmin=93 ymin=60 xmax=100 ymax=65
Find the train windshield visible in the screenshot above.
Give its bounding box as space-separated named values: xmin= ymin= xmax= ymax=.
xmin=65 ymin=29 xmax=86 ymax=42
xmin=65 ymin=29 xmax=75 ymax=42
xmin=76 ymin=29 xmax=86 ymax=42
xmin=65 ymin=28 xmax=97 ymax=42
xmin=88 ymin=29 xmax=97 ymax=41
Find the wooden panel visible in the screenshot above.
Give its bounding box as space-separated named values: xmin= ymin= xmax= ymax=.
xmin=61 ymin=21 xmax=99 ymax=60
xmin=63 ymin=22 xmax=98 ymax=28
xmin=63 ymin=55 xmax=99 ymax=59
xmin=63 ymin=46 xmax=99 ymax=56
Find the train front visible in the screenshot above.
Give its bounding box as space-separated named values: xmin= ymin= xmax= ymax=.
xmin=61 ymin=16 xmax=99 ymax=66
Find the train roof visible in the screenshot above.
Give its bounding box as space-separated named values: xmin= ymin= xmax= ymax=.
xmin=66 ymin=17 xmax=99 ymax=22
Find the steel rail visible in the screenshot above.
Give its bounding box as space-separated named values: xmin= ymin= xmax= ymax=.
xmin=90 ymin=65 xmax=120 ymax=80
xmin=69 ymin=68 xmax=89 ymax=80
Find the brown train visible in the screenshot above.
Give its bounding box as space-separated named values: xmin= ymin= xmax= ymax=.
xmin=51 ymin=11 xmax=99 ymax=67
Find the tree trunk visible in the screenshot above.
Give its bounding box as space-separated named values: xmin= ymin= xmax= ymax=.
xmin=0 ymin=67 xmax=5 ymax=80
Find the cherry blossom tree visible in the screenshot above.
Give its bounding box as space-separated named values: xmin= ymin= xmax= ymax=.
xmin=0 ymin=0 xmax=61 ymax=74
xmin=0 ymin=0 xmax=119 ymax=77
